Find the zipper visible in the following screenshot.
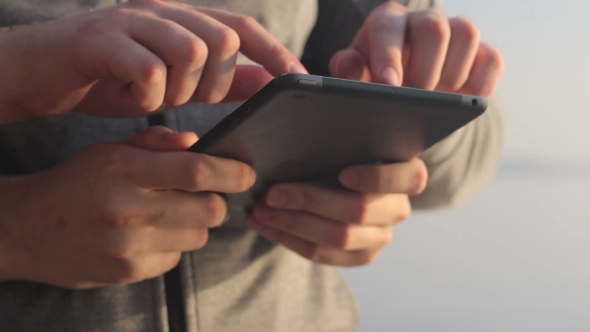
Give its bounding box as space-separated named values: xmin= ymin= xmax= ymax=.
xmin=148 ymin=113 xmax=188 ymax=332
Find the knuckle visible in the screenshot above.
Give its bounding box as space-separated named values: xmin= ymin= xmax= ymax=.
xmin=211 ymin=27 xmax=241 ymax=56
xmin=469 ymin=45 xmax=504 ymax=97
xmin=112 ymin=258 xmax=146 ymax=284
xmin=234 ymin=15 xmax=260 ymax=30
xmin=202 ymin=193 xmax=227 ymax=226
xmin=137 ymin=59 xmax=166 ymax=86
xmin=182 ymin=37 xmax=209 ymax=69
xmin=417 ymin=10 xmax=450 ymax=40
xmin=450 ymin=16 xmax=480 ymax=42
xmin=100 ymin=203 xmax=140 ymax=229
xmin=106 ymin=232 xmax=139 ymax=259
xmin=76 ymin=15 xmax=118 ymax=36
xmin=410 ymin=160 xmax=429 ymax=195
xmin=481 ymin=45 xmax=506 ymax=72
xmin=185 ymin=156 xmax=211 ymax=191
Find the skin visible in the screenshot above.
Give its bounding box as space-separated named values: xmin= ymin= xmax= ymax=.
xmin=0 ymin=126 xmax=255 ymax=289
xmin=0 ymin=0 xmax=310 ymax=288
xmin=0 ymin=0 xmax=305 ymax=124
xmin=248 ymin=2 xmax=505 ymax=267
xmin=0 ymin=2 xmax=505 ymax=288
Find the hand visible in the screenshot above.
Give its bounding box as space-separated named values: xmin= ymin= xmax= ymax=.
xmin=247 ymin=158 xmax=427 ymax=266
xmin=328 ymin=2 xmax=504 ymax=96
xmin=0 ymin=126 xmax=255 ymax=289
xmin=0 ymin=0 xmax=306 ymax=123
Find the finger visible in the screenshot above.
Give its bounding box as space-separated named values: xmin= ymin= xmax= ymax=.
xmin=248 ymin=217 xmax=388 ymax=267
xmin=102 ymin=226 xmax=210 ymax=258
xmin=144 ymin=191 xmax=229 ymax=228
xmin=437 ymin=17 xmax=481 ymax=92
xmin=136 ymin=227 xmax=209 ymax=253
xmin=196 ymin=7 xmax=308 ymax=76
xmin=126 ymin=14 xmax=209 ymax=106
xmin=339 ymin=158 xmax=428 ymax=195
xmin=329 ymin=49 xmax=372 ymax=81
xmin=82 ymin=192 xmax=225 ymax=255
xmin=153 ymin=5 xmax=241 ymax=103
xmin=458 ymin=43 xmax=505 ymax=97
xmin=74 ymin=34 xmax=167 ymax=113
xmin=404 ymin=10 xmax=451 ymax=89
xmin=221 ymin=65 xmax=274 ymax=102
xmin=128 ymin=151 xmax=256 ymax=193
xmin=252 ymin=204 xmax=393 ymax=250
xmin=354 ymin=2 xmax=407 ymax=85
xmin=264 ymin=184 xmax=411 ymax=225
xmin=120 ymin=126 xmax=199 ymax=151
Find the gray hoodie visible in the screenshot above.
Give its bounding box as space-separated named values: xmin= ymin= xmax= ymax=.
xmin=0 ymin=1 xmax=504 ymax=331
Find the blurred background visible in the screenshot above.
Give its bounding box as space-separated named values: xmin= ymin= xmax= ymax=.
xmin=341 ymin=0 xmax=590 ymax=331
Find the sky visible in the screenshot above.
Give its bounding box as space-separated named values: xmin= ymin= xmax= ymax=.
xmin=341 ymin=1 xmax=590 ymax=331
xmin=445 ymin=0 xmax=590 ymax=160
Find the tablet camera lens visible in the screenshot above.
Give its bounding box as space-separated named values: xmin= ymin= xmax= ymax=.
xmin=472 ymin=98 xmax=478 ymax=107
xmin=294 ymin=92 xmax=306 ymax=99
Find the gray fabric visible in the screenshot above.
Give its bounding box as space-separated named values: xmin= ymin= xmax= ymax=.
xmin=0 ymin=0 xmax=123 ymax=26
xmin=0 ymin=0 xmax=504 ymax=331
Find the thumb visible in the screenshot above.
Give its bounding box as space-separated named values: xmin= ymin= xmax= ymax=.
xmin=222 ymin=65 xmax=275 ymax=102
xmin=329 ymin=49 xmax=372 ymax=82
xmin=120 ymin=126 xmax=199 ymax=152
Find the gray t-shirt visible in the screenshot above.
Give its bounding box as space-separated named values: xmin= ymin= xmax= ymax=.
xmin=0 ymin=1 xmax=504 ymax=331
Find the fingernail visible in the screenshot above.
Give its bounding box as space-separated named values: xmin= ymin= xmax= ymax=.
xmin=289 ymin=62 xmax=309 ymax=74
xmin=254 ymin=206 xmax=274 ymax=221
xmin=339 ymin=169 xmax=360 ymax=187
xmin=381 ymin=66 xmax=400 ymax=86
xmin=266 ymin=188 xmax=287 ymax=207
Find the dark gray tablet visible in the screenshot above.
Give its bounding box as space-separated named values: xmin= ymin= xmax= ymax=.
xmin=188 ymin=73 xmax=487 ymax=226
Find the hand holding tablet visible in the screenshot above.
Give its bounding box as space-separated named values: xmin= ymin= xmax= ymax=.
xmin=188 ymin=73 xmax=487 ymax=226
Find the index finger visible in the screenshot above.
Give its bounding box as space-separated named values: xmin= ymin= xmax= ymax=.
xmin=197 ymin=7 xmax=308 ymax=76
xmin=122 ymin=149 xmax=256 ymax=193
xmin=352 ymin=2 xmax=407 ymax=85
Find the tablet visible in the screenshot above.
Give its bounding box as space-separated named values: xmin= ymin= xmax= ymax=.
xmin=188 ymin=73 xmax=487 ymax=226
